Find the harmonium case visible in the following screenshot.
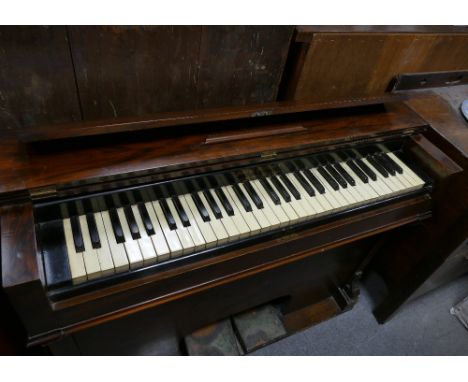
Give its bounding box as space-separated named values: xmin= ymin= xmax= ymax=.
xmin=0 ymin=95 xmax=449 ymax=354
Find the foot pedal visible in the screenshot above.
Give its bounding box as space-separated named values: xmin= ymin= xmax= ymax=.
xmin=184 ymin=319 xmax=244 ymax=356
xmin=232 ymin=304 xmax=287 ymax=353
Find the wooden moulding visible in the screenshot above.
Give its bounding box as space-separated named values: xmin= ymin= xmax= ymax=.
xmin=18 ymin=95 xmax=404 ymax=142
xmin=1 ymin=203 xmax=57 ymax=338
xmin=26 ymin=193 xmax=432 ymax=346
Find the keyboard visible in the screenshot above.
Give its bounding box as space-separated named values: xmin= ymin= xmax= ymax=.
xmin=37 ymin=143 xmax=428 ymax=289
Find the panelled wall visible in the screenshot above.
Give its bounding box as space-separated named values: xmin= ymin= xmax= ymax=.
xmin=0 ymin=26 xmax=294 ymax=129
xmin=281 ymin=26 xmax=468 ymax=102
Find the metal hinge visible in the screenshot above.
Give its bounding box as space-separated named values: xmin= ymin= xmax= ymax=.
xmin=30 ymin=186 xmax=58 ymax=200
xmin=260 ymin=151 xmax=277 ymax=159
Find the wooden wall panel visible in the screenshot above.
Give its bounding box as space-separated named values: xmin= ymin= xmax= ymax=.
xmin=69 ymin=26 xmax=294 ymax=120
xmin=285 ymin=32 xmax=468 ymax=102
xmin=68 ymin=26 xmax=202 ymax=120
xmin=196 ymin=26 xmax=293 ymax=108
xmin=0 ymin=26 xmax=81 ymax=129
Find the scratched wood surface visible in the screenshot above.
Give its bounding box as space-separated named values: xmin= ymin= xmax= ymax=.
xmin=0 ymin=26 xmax=81 ymax=129
xmin=0 ymin=26 xmax=293 ymax=128
xmin=283 ymin=31 xmax=468 ymax=102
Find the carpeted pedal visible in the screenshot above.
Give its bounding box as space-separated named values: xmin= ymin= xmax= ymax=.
xmin=232 ymin=304 xmax=287 ymax=353
xmin=184 ymin=319 xmax=244 ymax=356
xmin=184 ymin=304 xmax=287 ymax=355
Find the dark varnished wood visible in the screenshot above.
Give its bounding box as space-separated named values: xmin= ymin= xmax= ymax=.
xmin=369 ymin=87 xmax=468 ymax=322
xmin=68 ymin=26 xmax=293 ymax=120
xmin=19 ymin=94 xmax=402 ymax=142
xmin=0 ymin=203 xmax=57 ymax=340
xmin=0 ymin=26 xmax=81 ymax=129
xmin=0 ymin=97 xmax=438 ymax=353
xmin=295 ymin=26 xmax=468 ymax=42
xmin=282 ymin=29 xmax=468 ymax=103
xmin=1 ymin=100 xmax=426 ymax=202
xmin=391 ymin=70 xmax=468 ymax=91
xmin=31 ymin=194 xmax=431 ymax=349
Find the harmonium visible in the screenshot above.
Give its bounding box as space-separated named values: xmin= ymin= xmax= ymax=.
xmin=0 ymin=95 xmax=448 ymax=354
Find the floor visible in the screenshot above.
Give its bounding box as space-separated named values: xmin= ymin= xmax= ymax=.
xmin=251 ymin=274 xmax=468 ymax=356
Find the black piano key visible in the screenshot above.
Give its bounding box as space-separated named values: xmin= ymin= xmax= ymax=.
xmin=120 ymin=192 xmax=131 ymax=206
xmin=123 ymin=204 xmax=140 ymax=239
xmin=380 ymin=151 xmax=403 ymax=174
xmin=39 ymin=221 xmax=72 ymax=287
xmin=377 ymin=153 xmax=398 ymax=175
xmin=325 ymin=164 xmax=348 ymax=188
xmin=108 ymin=209 xmax=124 ymax=243
xmin=160 ymin=199 xmax=178 ymax=230
xmin=303 ymin=169 xmax=325 ymax=194
xmin=243 ymin=181 xmax=264 ymax=209
xmin=184 ymin=179 xmax=196 ymax=193
xmin=215 ymin=188 xmax=235 ymax=216
xmin=373 ymin=153 xmax=395 ymax=176
xmin=336 ymin=151 xmax=349 ymax=161
xmin=278 ymin=174 xmax=301 ymax=200
xmin=285 ymin=161 xmax=297 ymax=173
xmin=347 ymin=159 xmax=369 ymax=183
xmin=293 ymin=172 xmax=315 ymax=197
xmin=317 ymin=166 xmax=340 ymax=191
xmin=138 ymin=202 xmax=155 ymax=235
xmin=367 ymin=155 xmax=389 ymax=177
xmin=270 ymin=176 xmax=291 ymax=202
xmin=70 ymin=215 xmax=85 ymax=252
xmin=232 ymin=183 xmax=252 ymax=212
xmin=334 ymin=162 xmax=356 ymax=186
xmin=192 ymin=193 xmax=211 ymax=221
xmin=204 ymin=190 xmax=223 ymax=219
xmin=307 ymin=156 xmax=319 ymax=167
xmin=259 ymin=177 xmax=281 ymax=205
xmin=293 ymin=159 xmax=306 ymax=170
xmin=104 ymin=195 xmax=125 ymax=243
xmin=324 ymin=153 xmax=336 ymax=164
xmin=316 ymin=155 xmax=329 ymax=166
xmin=86 ymin=212 xmax=101 ymax=249
xmin=345 ymin=149 xmax=357 ymax=159
xmin=172 ymin=196 xmax=191 ymax=226
xmin=354 ymin=158 xmax=377 ymax=181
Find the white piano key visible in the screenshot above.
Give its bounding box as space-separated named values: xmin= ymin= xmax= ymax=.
xmin=340 ymin=162 xmax=379 ymax=202
xmin=310 ymin=169 xmax=348 ymax=209
xmin=260 ymin=178 xmax=300 ymax=223
xmin=183 ymin=194 xmax=218 ymax=247
xmin=251 ymin=179 xmax=289 ymax=227
xmin=224 ymin=185 xmax=262 ymax=235
xmin=300 ymin=171 xmax=334 ymax=213
xmin=308 ymin=168 xmax=341 ymax=210
xmin=151 ymin=201 xmax=183 ymax=258
xmin=63 ymin=218 xmax=87 ymax=284
xmin=198 ymin=192 xmax=230 ymax=243
xmin=364 ymin=159 xmax=402 ymax=194
xmin=285 ymin=172 xmax=326 ymax=216
xmin=166 ymin=198 xmax=196 ymax=254
xmin=360 ymin=157 xmax=393 ymax=195
xmin=78 ymin=215 xmax=102 ymax=280
xmin=238 ymin=183 xmax=272 ymax=231
xmin=116 ymin=207 xmax=144 ymax=269
xmin=276 ymin=174 xmax=316 ymax=218
xmin=92 ymin=213 xmax=115 ymax=276
xmin=249 ymin=181 xmax=288 ymax=229
xmin=131 ymin=204 xmax=158 ymax=265
xmin=384 ymin=151 xmax=425 ymax=189
xmin=100 ymin=211 xmax=129 ymax=272
xmin=177 ymin=195 xmax=207 ymax=250
xmin=142 ymin=201 xmax=170 ymax=261
xmin=220 ymin=186 xmax=252 ymax=238
xmin=208 ymin=190 xmax=241 ymax=240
